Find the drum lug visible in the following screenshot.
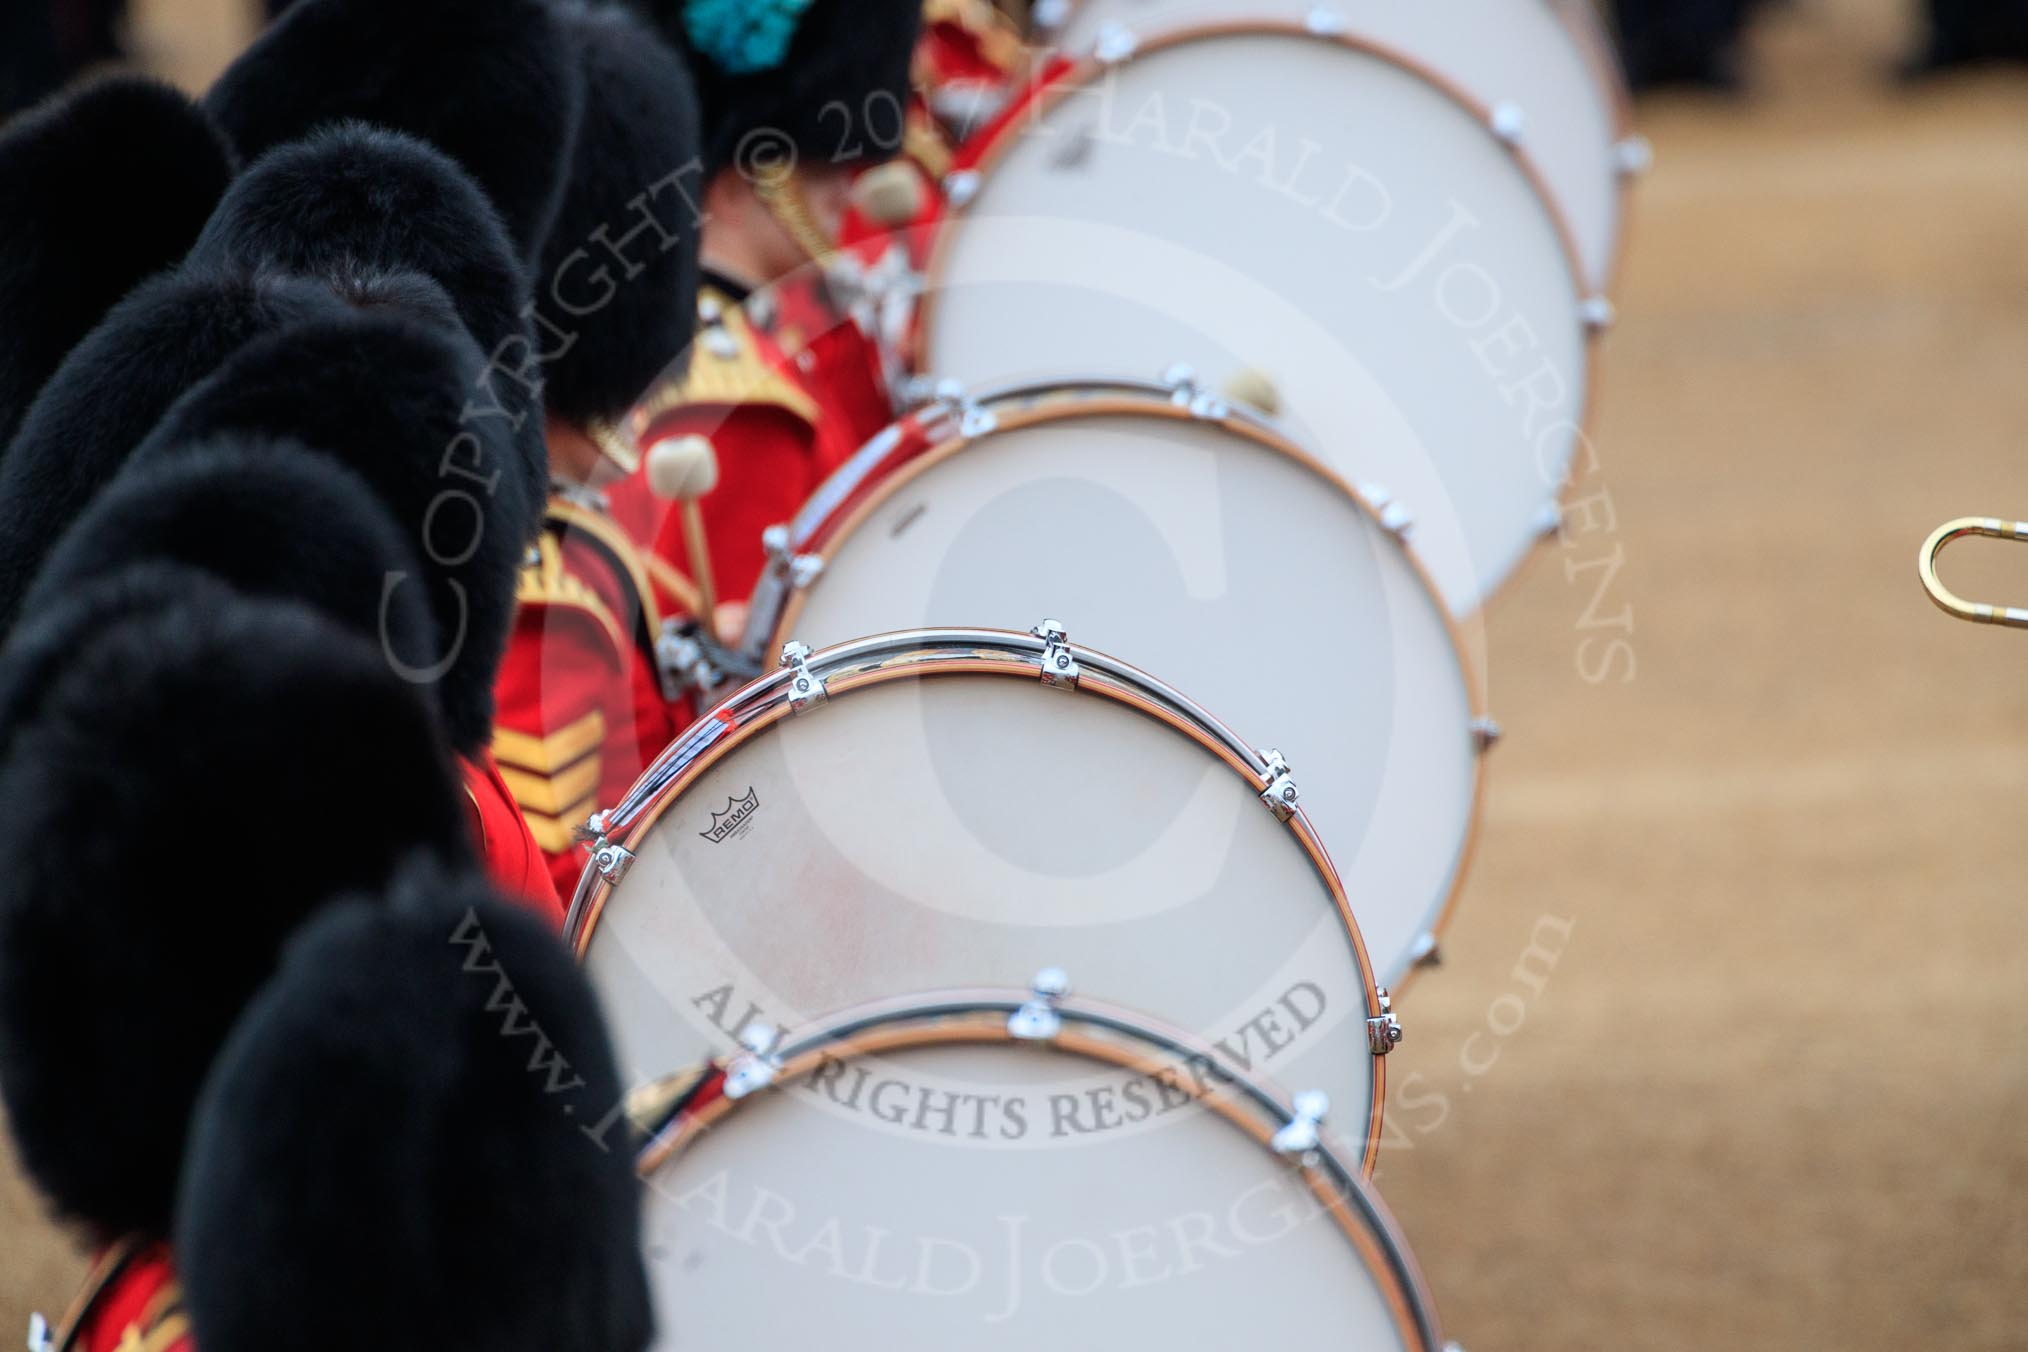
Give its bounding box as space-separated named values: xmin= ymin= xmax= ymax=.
xmin=1304 ymin=6 xmax=1348 ymax=37
xmin=1093 ymin=22 xmax=1137 ymax=65
xmin=1580 ymin=295 xmax=1617 ymax=335
xmin=1357 ymin=481 xmax=1415 ymax=540
xmin=1031 ymin=619 xmax=1082 ymax=691
xmin=1470 ymin=716 xmax=1503 ymax=751
xmin=722 ymin=1022 xmax=783 ymax=1100
xmin=779 ymin=640 xmax=829 ymax=714
xmin=1259 ymin=747 xmax=1301 ymax=820
xmin=762 ymin=524 xmax=826 ymax=591
xmin=1008 ymin=967 xmax=1071 ymax=1041
xmin=577 ymin=813 xmax=637 ymax=885
xmin=1270 ymin=1088 xmax=1330 ymax=1157
xmin=1489 ymin=101 xmax=1527 ymax=147
xmin=1366 ymin=988 xmax=1404 ymax=1056
xmin=1159 ymin=363 xmax=1228 ymax=421
xmin=1614 ymin=135 xmax=1654 ymax=178
xmin=942 ymin=169 xmax=981 ymax=209
xmin=1410 ymin=932 xmax=1443 ymax=968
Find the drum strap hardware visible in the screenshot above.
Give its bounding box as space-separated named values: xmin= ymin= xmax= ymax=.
xmin=1259 ymin=748 xmax=1301 ymax=821
xmin=1270 ymin=1089 xmax=1331 ymax=1157
xmin=1366 ymin=988 xmax=1404 ymax=1056
xmin=723 ymin=1022 xmax=783 ymax=1100
xmin=1031 ymin=620 xmax=1082 ymax=691
xmin=1008 ymin=967 xmax=1072 ymax=1041
xmin=779 ymin=640 xmax=829 ymax=713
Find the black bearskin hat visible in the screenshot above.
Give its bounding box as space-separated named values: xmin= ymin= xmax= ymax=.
xmin=0 ymin=578 xmax=473 ymax=1239
xmin=22 ymin=437 xmax=436 ymax=675
xmin=0 ymin=77 xmax=234 ymax=448
xmin=0 ymin=267 xmax=344 ymax=634
xmin=128 ymin=297 xmax=532 ymax=756
xmin=178 ymin=864 xmax=653 ymax=1352
xmin=636 ymin=0 xmax=923 ymax=175
xmin=205 ymin=0 xmax=583 ymax=263
xmin=183 ymin=126 xmax=546 ymax=536
xmin=537 ymin=4 xmax=705 ymax=431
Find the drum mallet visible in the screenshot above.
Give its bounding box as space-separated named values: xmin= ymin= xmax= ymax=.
xmin=647 ymin=434 xmax=723 ymax=634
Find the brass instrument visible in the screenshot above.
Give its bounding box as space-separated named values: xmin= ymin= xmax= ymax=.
xmin=1919 ymin=517 xmax=2028 ymax=628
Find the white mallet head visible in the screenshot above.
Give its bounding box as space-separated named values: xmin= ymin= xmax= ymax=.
xmin=646 ymin=434 xmax=720 ymax=502
xmin=1222 ymin=367 xmax=1282 ymax=417
xmin=850 ymin=161 xmax=927 ymax=228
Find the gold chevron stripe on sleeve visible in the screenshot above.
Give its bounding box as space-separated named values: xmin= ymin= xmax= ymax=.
xmin=520 ymin=800 xmax=600 ymax=854
xmin=499 ymin=754 xmax=603 ymax=818
xmin=493 ymin=709 xmax=606 ymax=776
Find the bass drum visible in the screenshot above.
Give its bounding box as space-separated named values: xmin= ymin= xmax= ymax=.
xmin=746 ymin=378 xmax=1488 ymax=988
xmin=569 ymin=627 xmax=1396 ymax=1169
xmin=1028 ymin=0 xmax=1643 ymax=294
xmin=921 ymin=23 xmax=1598 ymax=615
xmin=631 ymin=989 xmax=1447 ymax=1349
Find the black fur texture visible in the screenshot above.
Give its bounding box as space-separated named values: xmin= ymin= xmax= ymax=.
xmin=22 ymin=438 xmax=437 ymax=677
xmin=0 ymin=582 xmax=473 ymax=1239
xmin=1908 ymin=0 xmax=2028 ymax=72
xmin=537 ymin=6 xmax=705 ymax=427
xmin=128 ymin=304 xmax=533 ymax=756
xmin=0 ymin=267 xmax=344 ymax=635
xmin=178 ymin=865 xmax=652 ymax=1352
xmin=205 ymin=0 xmax=583 ymax=264
xmin=0 ymin=77 xmax=235 ymax=448
xmin=639 ymin=0 xmax=923 ymax=173
xmin=184 ymin=126 xmax=546 ymax=532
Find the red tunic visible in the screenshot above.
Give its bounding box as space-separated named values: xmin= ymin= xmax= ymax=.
xmin=458 ymin=750 xmax=565 ymax=926
xmin=609 ymin=283 xmax=831 ymax=610
xmin=492 ymin=493 xmax=691 ymax=902
xmin=46 ymin=1239 xmax=190 ymax=1352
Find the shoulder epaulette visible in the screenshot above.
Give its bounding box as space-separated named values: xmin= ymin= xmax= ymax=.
xmin=515 ymin=533 xmax=626 ymax=658
xmin=544 ymin=494 xmax=670 ymax=645
xmin=632 ymin=287 xmax=820 ymax=428
xmin=924 ymin=0 xmax=1024 ymax=71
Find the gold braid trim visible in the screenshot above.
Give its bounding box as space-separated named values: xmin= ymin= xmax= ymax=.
xmin=633 ymin=287 xmax=818 ymax=428
xmin=514 ymin=535 xmax=626 ymax=658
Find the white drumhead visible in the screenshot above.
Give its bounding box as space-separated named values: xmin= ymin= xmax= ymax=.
xmin=638 ymin=1009 xmax=1436 ymax=1348
xmin=583 ymin=655 xmax=1384 ymax=1163
xmin=779 ymin=399 xmax=1480 ymax=986
xmin=1034 ymin=0 xmax=1629 ymax=292
xmin=925 ymin=28 xmax=1592 ymax=613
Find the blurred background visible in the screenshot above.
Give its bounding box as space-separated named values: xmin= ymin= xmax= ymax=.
xmin=3 ymin=0 xmax=2025 ymax=1346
